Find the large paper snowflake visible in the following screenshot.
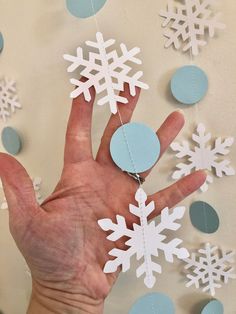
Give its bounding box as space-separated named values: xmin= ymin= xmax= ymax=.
xmin=0 ymin=177 xmax=42 ymax=210
xmin=98 ymin=188 xmax=189 ymax=288
xmin=171 ymin=123 xmax=235 ymax=192
xmin=159 ymin=0 xmax=226 ymax=56
xmin=63 ymin=32 xmax=149 ymax=114
xmin=0 ymin=77 xmax=21 ymax=122
xmin=184 ymin=243 xmax=236 ymax=296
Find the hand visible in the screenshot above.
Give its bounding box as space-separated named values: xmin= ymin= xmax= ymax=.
xmin=0 ymin=84 xmax=206 ymax=314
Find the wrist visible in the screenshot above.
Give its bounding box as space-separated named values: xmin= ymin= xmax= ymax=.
xmin=27 ymin=280 xmax=104 ymax=314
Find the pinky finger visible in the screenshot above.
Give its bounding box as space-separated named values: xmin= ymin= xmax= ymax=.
xmin=148 ymin=170 xmax=207 ymax=220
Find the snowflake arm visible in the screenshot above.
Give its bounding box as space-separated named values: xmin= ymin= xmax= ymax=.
xmin=160 ymin=0 xmax=226 ymax=56
xmin=98 ymin=188 xmax=188 ymax=288
xmin=63 ymin=32 xmax=149 ymax=114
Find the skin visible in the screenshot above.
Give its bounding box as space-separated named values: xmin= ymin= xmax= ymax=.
xmin=0 ymin=84 xmax=206 ymax=314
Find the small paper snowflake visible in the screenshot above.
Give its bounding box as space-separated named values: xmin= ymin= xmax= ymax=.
xmin=160 ymin=0 xmax=226 ymax=56
xmin=0 ymin=77 xmax=21 ymax=122
xmin=63 ymin=32 xmax=149 ymax=114
xmin=98 ymin=188 xmax=189 ymax=288
xmin=0 ymin=177 xmax=42 ymax=210
xmin=171 ymin=123 xmax=235 ymax=192
xmin=184 ymin=243 xmax=236 ymax=296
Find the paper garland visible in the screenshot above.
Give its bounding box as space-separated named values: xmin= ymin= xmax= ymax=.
xmin=171 ymin=123 xmax=235 ymax=192
xmin=129 ymin=293 xmax=175 ymax=314
xmin=63 ymin=32 xmax=149 ymax=114
xmin=184 ymin=243 xmax=236 ymax=296
xmin=110 ymin=122 xmax=160 ymax=173
xmin=190 ymin=201 xmax=219 ymax=234
xmin=66 ymin=0 xmax=107 ymax=18
xmin=0 ymin=77 xmax=21 ymax=122
xmin=201 ymin=300 xmax=224 ymax=314
xmin=171 ymin=66 xmax=208 ymax=105
xmin=1 ymin=127 xmax=22 ymax=155
xmin=160 ymin=0 xmax=226 ymax=56
xmin=98 ymin=188 xmax=189 ymax=289
xmin=0 ymin=32 xmax=4 ymax=53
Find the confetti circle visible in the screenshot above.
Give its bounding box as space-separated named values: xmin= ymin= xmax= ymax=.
xmin=66 ymin=0 xmax=107 ymax=18
xmin=1 ymin=127 xmax=22 ymax=155
xmin=190 ymin=201 xmax=220 ymax=234
xmin=129 ymin=293 xmax=175 ymax=314
xmin=110 ymin=122 xmax=160 ymax=173
xmin=0 ymin=32 xmax=4 ymax=53
xmin=171 ymin=65 xmax=208 ymax=105
xmin=201 ymin=300 xmax=224 ymax=314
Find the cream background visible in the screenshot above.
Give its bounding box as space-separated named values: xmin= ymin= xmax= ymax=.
xmin=0 ymin=0 xmax=236 ymax=313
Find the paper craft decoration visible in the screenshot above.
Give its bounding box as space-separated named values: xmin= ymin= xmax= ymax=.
xmin=98 ymin=188 xmax=189 ymax=288
xmin=190 ymin=201 xmax=219 ymax=234
xmin=1 ymin=127 xmax=22 ymax=155
xmin=0 ymin=177 xmax=42 ymax=210
xmin=160 ymin=0 xmax=226 ymax=56
xmin=171 ymin=66 xmax=208 ymax=105
xmin=0 ymin=77 xmax=21 ymax=122
xmin=63 ymin=32 xmax=149 ymax=114
xmin=110 ymin=122 xmax=160 ymax=173
xmin=0 ymin=32 xmax=4 ymax=53
xmin=66 ymin=0 xmax=107 ymax=18
xmin=129 ymin=292 xmax=175 ymax=314
xmin=201 ymin=300 xmax=224 ymax=314
xmin=171 ymin=123 xmax=235 ymax=192
xmin=184 ymin=243 xmax=236 ymax=296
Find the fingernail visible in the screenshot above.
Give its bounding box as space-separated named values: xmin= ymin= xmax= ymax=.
xmin=176 ymin=108 xmax=184 ymax=115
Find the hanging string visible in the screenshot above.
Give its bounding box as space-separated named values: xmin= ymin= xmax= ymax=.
xmin=88 ymin=0 xmax=157 ymax=297
xmin=89 ymin=0 xmax=142 ymax=186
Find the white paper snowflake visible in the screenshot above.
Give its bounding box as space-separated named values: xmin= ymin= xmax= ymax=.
xmin=98 ymin=188 xmax=189 ymax=288
xmin=184 ymin=243 xmax=236 ymax=296
xmin=0 ymin=177 xmax=42 ymax=210
xmin=0 ymin=77 xmax=21 ymax=122
xmin=160 ymin=0 xmax=226 ymax=56
xmin=171 ymin=123 xmax=235 ymax=192
xmin=63 ymin=32 xmax=149 ymax=114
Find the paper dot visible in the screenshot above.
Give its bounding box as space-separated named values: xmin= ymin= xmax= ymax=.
xmin=0 ymin=32 xmax=4 ymax=53
xmin=190 ymin=201 xmax=220 ymax=234
xmin=202 ymin=300 xmax=224 ymax=314
xmin=110 ymin=123 xmax=160 ymax=173
xmin=1 ymin=127 xmax=22 ymax=155
xmin=66 ymin=0 xmax=107 ymax=18
xmin=129 ymin=293 xmax=175 ymax=314
xmin=171 ymin=65 xmax=208 ymax=105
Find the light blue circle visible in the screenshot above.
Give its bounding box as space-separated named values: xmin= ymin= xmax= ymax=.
xmin=171 ymin=65 xmax=208 ymax=105
xmin=1 ymin=127 xmax=22 ymax=155
xmin=129 ymin=293 xmax=175 ymax=314
xmin=0 ymin=32 xmax=4 ymax=53
xmin=202 ymin=300 xmax=224 ymax=314
xmin=110 ymin=122 xmax=160 ymax=173
xmin=66 ymin=0 xmax=107 ymax=18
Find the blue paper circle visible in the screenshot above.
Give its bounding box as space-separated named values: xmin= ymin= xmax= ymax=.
xmin=190 ymin=201 xmax=220 ymax=234
xmin=110 ymin=122 xmax=160 ymax=173
xmin=171 ymin=65 xmax=208 ymax=105
xmin=0 ymin=32 xmax=4 ymax=53
xmin=129 ymin=293 xmax=175 ymax=314
xmin=202 ymin=300 xmax=224 ymax=314
xmin=1 ymin=127 xmax=22 ymax=155
xmin=66 ymin=0 xmax=107 ymax=18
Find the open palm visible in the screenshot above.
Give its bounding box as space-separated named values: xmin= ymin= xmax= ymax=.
xmin=0 ymin=84 xmax=206 ymax=313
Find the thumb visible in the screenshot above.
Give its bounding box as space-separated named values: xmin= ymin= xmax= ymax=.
xmin=0 ymin=153 xmax=39 ymax=223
